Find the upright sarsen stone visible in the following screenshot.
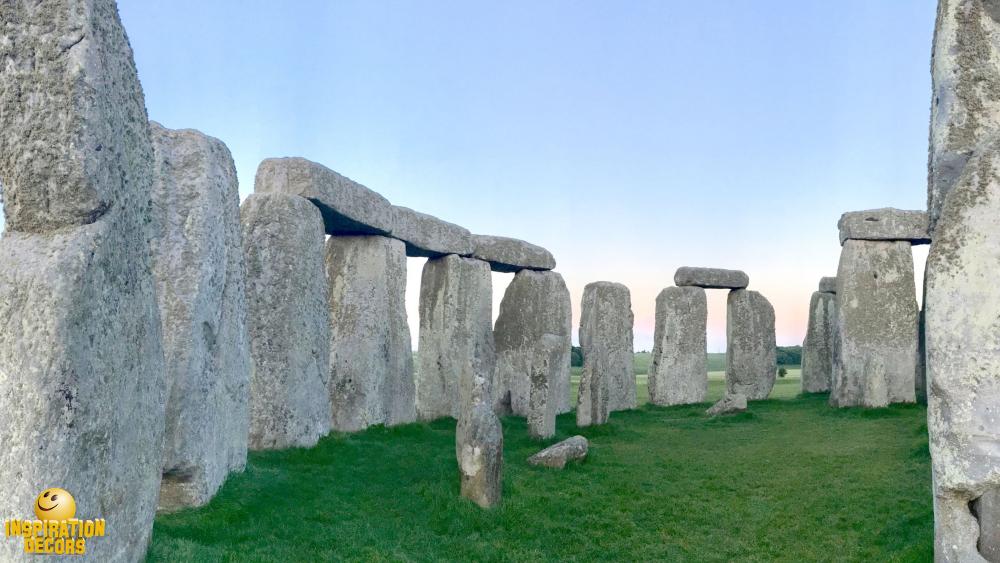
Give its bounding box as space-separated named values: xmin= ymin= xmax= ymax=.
xmin=150 ymin=123 xmax=250 ymax=510
xmin=0 ymin=1 xmax=166 ymax=559
xmin=327 ymin=236 xmax=415 ymax=431
xmin=456 ymin=376 xmax=503 ymax=509
xmin=801 ymin=291 xmax=836 ymax=393
xmin=241 ymin=193 xmax=331 ymax=450
xmin=726 ymin=290 xmax=776 ymax=400
xmin=493 ymin=270 xmax=572 ymax=416
xmin=831 ymin=240 xmax=918 ymax=408
xmin=416 ymin=255 xmax=494 ymax=421
xmin=926 ymin=141 xmax=1000 ymax=562
xmin=928 ymin=0 xmax=1000 ymax=235
xmin=526 ymin=334 xmax=562 ymax=439
xmin=577 ymin=282 xmax=634 ymax=425
xmin=648 ymin=286 xmax=707 ymax=406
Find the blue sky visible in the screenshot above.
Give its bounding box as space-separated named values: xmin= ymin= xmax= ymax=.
xmin=117 ymin=0 xmax=936 ymax=351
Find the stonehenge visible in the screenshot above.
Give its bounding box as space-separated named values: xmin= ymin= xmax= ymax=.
xmin=926 ymin=2 xmax=1000 ymax=554
xmin=830 ymin=238 xmax=918 ymax=408
xmin=528 ymin=436 xmax=589 ymax=469
xmin=241 ymin=193 xmax=332 ymax=449
xmin=416 ymin=254 xmax=495 ymax=421
xmin=726 ymin=290 xmax=777 ymax=400
xmin=0 ymin=0 xmax=167 ymax=559
xmin=577 ymin=282 xmax=635 ymax=426
xmin=149 ymin=123 xmax=250 ymax=510
xmin=648 ymin=286 xmax=708 ymax=406
xmin=493 ymin=270 xmax=572 ymax=416
xmin=801 ymin=279 xmax=836 ymax=393
xmin=325 ymin=235 xmax=415 ymax=431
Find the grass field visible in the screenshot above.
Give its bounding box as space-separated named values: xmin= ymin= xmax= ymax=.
xmin=147 ymin=357 xmax=932 ymax=562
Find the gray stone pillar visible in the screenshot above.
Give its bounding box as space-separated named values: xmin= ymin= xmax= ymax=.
xmin=494 ymin=270 xmax=572 ymax=416
xmin=456 ymin=375 xmax=503 ymax=509
xmin=416 ymin=254 xmax=495 ymax=420
xmin=577 ymin=282 xmax=634 ymax=426
xmin=801 ymin=289 xmax=836 ymax=394
xmin=526 ymin=334 xmax=563 ymax=439
xmin=0 ymin=1 xmax=166 ymax=559
xmin=830 ymin=240 xmax=918 ymax=408
xmin=326 ymin=235 xmax=415 ymax=431
xmin=726 ymin=290 xmax=776 ymax=400
xmin=241 ymin=193 xmax=332 ymax=450
xmin=150 ymin=123 xmax=250 ymax=511
xmin=648 ymin=286 xmax=708 ymax=406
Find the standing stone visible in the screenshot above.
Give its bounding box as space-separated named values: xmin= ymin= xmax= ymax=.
xmin=0 ymin=1 xmax=165 ymax=559
xmin=494 ymin=270 xmax=572 ymax=415
xmin=801 ymin=291 xmax=836 ymax=394
xmin=150 ymin=123 xmax=250 ymax=510
xmin=416 ymin=254 xmax=494 ymax=421
xmin=327 ymin=236 xmax=415 ymax=431
xmin=577 ymin=282 xmax=635 ymax=425
xmin=928 ymin=0 xmax=1000 ymax=235
xmin=241 ymin=193 xmax=331 ymax=450
xmin=526 ymin=334 xmax=562 ymax=439
xmin=648 ymin=286 xmax=708 ymax=406
xmin=726 ymin=290 xmax=776 ymax=400
xmin=456 ymin=376 xmax=503 ymax=509
xmin=926 ymin=139 xmax=1000 ymax=561
xmin=830 ymin=240 xmax=918 ymax=408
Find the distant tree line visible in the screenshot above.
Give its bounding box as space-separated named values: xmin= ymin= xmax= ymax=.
xmin=569 ymin=345 xmax=801 ymax=367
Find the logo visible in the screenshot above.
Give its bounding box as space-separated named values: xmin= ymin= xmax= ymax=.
xmin=4 ymin=488 xmax=106 ymax=555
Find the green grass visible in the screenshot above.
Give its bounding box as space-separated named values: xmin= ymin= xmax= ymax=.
xmin=147 ymin=360 xmax=932 ymax=562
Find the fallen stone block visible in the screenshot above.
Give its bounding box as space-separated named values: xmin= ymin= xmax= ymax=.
xmin=706 ymin=393 xmax=747 ymax=416
xmin=837 ymin=208 xmax=930 ymax=245
xmin=472 ymin=234 xmax=556 ymax=273
xmin=674 ymin=267 xmax=749 ymax=289
xmin=255 ymin=157 xmax=394 ymax=236
xmin=527 ymin=436 xmax=589 ymax=469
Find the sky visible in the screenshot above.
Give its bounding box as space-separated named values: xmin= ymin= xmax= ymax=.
xmin=116 ymin=0 xmax=937 ymax=352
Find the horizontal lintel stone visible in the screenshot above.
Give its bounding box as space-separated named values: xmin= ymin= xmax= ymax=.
xmin=472 ymin=235 xmax=555 ymax=273
xmin=674 ymin=267 xmax=749 ymax=289
xmin=392 ymin=206 xmax=473 ymax=258
xmin=837 ymin=208 xmax=930 ymax=246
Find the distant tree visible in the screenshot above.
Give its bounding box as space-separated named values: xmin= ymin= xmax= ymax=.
xmin=776 ymin=346 xmax=802 ymax=366
xmin=571 ymin=346 xmax=584 ymax=367
xmin=778 ymin=367 xmax=788 ymax=378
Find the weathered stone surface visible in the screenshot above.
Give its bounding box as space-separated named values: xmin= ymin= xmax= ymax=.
xmin=674 ymin=267 xmax=749 ymax=289
xmin=831 ymin=240 xmax=918 ymax=408
xmin=726 ymin=290 xmax=776 ymax=400
xmin=648 ymin=286 xmax=707 ymax=406
xmin=577 ymin=282 xmax=635 ymax=425
xmin=705 ymin=393 xmax=747 ymax=416
xmin=916 ymin=308 xmax=927 ymax=405
xmin=928 ymin=0 xmax=1000 ymax=235
xmin=255 ymin=157 xmax=394 ymax=236
xmin=392 ymin=206 xmax=473 ymax=258
xmin=472 ymin=235 xmax=556 ymax=273
xmin=327 ymin=235 xmax=415 ymax=431
xmin=837 ymin=208 xmax=930 ymax=245
xmin=0 ymin=1 xmax=166 ymax=559
xmin=926 ymin=138 xmax=1000 ymax=562
xmin=150 ymin=123 xmax=250 ymax=510
xmin=456 ymin=377 xmax=503 ymax=508
xmin=801 ymin=291 xmax=836 ymax=394
xmin=818 ymin=276 xmax=837 ymax=294
xmin=241 ymin=193 xmax=331 ymax=450
xmin=527 ymin=436 xmax=589 ymax=469
xmin=416 ymin=255 xmax=494 ymax=421
xmin=526 ymin=334 xmax=562 ymax=439
xmin=494 ymin=270 xmax=572 ymax=416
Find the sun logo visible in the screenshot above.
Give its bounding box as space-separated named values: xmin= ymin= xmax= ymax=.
xmin=33 ymin=488 xmax=76 ymax=522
